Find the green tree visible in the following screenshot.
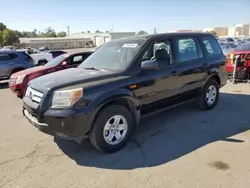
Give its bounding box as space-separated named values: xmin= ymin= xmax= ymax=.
xmin=57 ymin=31 xmax=66 ymax=37
xmin=2 ymin=29 xmax=19 ymax=46
xmin=210 ymin=30 xmax=218 ymax=37
xmin=40 ymin=27 xmax=57 ymax=37
xmin=136 ymin=30 xmax=148 ymax=35
xmin=0 ymin=22 xmax=7 ymax=31
xmin=0 ymin=30 xmax=2 ymax=46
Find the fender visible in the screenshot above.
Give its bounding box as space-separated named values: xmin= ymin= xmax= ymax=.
xmin=203 ymin=68 xmax=221 ymax=87
xmin=87 ymin=88 xmax=141 ymax=129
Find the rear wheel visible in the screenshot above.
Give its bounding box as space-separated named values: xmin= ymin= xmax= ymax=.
xmin=37 ymin=60 xmax=48 ymax=66
xmin=89 ymin=105 xmax=134 ymax=153
xmin=197 ymin=79 xmax=219 ymax=110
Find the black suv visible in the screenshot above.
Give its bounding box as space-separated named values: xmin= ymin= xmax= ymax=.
xmin=22 ymin=33 xmax=228 ymax=153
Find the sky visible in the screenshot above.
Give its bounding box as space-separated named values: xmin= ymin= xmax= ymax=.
xmin=1 ymin=0 xmax=250 ymax=34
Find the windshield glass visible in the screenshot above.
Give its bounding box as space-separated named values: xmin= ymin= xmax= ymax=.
xmin=235 ymin=43 xmax=250 ymax=51
xmin=79 ymin=39 xmax=145 ymax=71
xmin=44 ymin=54 xmax=68 ymax=67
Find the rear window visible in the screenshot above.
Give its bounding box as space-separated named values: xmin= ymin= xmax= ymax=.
xmin=201 ymin=36 xmax=222 ymax=56
xmin=235 ymin=43 xmax=250 ymax=51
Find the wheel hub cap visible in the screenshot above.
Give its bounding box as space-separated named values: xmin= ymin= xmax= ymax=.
xmin=206 ymin=85 xmax=217 ymax=105
xmin=103 ymin=115 xmax=128 ymax=145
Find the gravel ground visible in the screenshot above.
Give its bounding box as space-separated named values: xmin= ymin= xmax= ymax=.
xmin=0 ymin=81 xmax=250 ymax=188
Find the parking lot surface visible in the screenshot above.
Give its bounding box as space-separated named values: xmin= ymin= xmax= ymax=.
xmin=0 ymin=81 xmax=250 ymax=188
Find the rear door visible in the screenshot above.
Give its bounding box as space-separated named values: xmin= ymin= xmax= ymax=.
xmin=172 ymin=36 xmax=206 ymax=93
xmin=199 ymin=35 xmax=227 ymax=83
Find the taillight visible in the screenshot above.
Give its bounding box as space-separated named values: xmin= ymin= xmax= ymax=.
xmin=228 ymin=53 xmax=234 ymax=64
xmin=27 ymin=56 xmax=34 ymax=63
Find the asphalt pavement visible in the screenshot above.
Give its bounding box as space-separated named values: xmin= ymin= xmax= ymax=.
xmin=0 ymin=81 xmax=250 ymax=188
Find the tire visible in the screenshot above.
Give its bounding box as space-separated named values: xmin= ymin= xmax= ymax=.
xmin=12 ymin=69 xmax=24 ymax=74
xmin=197 ymin=79 xmax=219 ymax=110
xmin=37 ymin=60 xmax=47 ymax=66
xmin=89 ymin=105 xmax=134 ymax=153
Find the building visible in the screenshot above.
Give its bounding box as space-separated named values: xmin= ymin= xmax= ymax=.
xmin=66 ymin=32 xmax=136 ymax=47
xmin=19 ymin=31 xmax=136 ymax=49
xmin=203 ymin=27 xmax=228 ymax=36
xmin=167 ymin=30 xmax=203 ymax=33
xmin=19 ymin=37 xmax=92 ymax=50
xmin=228 ymin=23 xmax=250 ymax=37
xmin=176 ymin=30 xmax=203 ymax=32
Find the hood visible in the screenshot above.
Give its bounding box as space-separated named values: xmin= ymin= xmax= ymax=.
xmin=11 ymin=66 xmax=49 ymax=78
xmin=29 ymin=68 xmax=114 ymax=92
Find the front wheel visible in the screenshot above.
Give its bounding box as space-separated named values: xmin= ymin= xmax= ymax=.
xmin=89 ymin=105 xmax=134 ymax=153
xmin=197 ymin=79 xmax=219 ymax=110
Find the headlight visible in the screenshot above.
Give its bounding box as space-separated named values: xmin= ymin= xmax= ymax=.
xmin=51 ymin=88 xmax=83 ymax=108
xmin=16 ymin=75 xmax=26 ymax=84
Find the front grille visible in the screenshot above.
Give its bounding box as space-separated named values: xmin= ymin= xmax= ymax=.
xmin=25 ymin=87 xmax=43 ymax=103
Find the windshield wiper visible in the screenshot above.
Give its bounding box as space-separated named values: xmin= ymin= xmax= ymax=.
xmin=83 ymin=67 xmax=108 ymax=72
xmin=84 ymin=67 xmax=100 ymax=71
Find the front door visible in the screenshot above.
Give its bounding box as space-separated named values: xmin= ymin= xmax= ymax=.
xmin=134 ymin=38 xmax=180 ymax=108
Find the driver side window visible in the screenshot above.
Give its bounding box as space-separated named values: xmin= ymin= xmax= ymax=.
xmin=142 ymin=39 xmax=172 ymax=68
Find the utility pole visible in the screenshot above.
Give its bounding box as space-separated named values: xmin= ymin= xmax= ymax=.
xmin=154 ymin=28 xmax=157 ymax=34
xmin=67 ymin=26 xmax=70 ymax=36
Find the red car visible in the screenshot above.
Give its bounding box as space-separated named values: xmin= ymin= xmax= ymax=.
xmin=9 ymin=51 xmax=93 ymax=98
xmin=226 ymin=42 xmax=250 ymax=75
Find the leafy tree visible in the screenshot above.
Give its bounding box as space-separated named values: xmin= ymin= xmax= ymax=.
xmin=95 ymin=30 xmax=102 ymax=33
xmin=136 ymin=30 xmax=148 ymax=35
xmin=210 ymin=30 xmax=218 ymax=37
xmin=0 ymin=22 xmax=7 ymax=31
xmin=57 ymin=31 xmax=66 ymax=37
xmin=40 ymin=27 xmax=57 ymax=37
xmin=2 ymin=29 xmax=19 ymax=45
xmin=0 ymin=30 xmax=2 ymax=46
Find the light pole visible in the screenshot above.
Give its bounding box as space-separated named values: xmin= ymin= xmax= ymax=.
xmin=67 ymin=26 xmax=70 ymax=35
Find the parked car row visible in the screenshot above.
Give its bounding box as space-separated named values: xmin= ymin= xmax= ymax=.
xmin=0 ymin=49 xmax=69 ymax=82
xmin=0 ymin=51 xmax=35 ymax=80
xmin=9 ymin=51 xmax=93 ymax=98
xmin=18 ymin=32 xmax=228 ymax=153
xmin=225 ymin=42 xmax=250 ymax=76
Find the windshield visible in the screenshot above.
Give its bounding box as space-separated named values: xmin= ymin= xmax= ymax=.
xmin=79 ymin=39 xmax=145 ymax=71
xmin=235 ymin=43 xmax=250 ymax=51
xmin=44 ymin=54 xmax=68 ymax=67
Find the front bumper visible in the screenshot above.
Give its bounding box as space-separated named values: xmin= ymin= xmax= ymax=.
xmin=9 ymin=83 xmax=24 ymax=97
xmin=22 ymin=100 xmax=93 ymax=139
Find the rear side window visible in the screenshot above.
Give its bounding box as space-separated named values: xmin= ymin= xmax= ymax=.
xmin=69 ymin=53 xmax=91 ymax=65
xmin=9 ymin=53 xmax=18 ymax=60
xmin=201 ymin=36 xmax=222 ymax=56
xmin=176 ymin=38 xmax=199 ymax=63
xmin=0 ymin=53 xmax=18 ymax=61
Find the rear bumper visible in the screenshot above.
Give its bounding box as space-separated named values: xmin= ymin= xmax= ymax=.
xmin=226 ymin=64 xmax=250 ymax=74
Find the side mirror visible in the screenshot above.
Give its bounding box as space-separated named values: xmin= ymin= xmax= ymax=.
xmin=141 ymin=60 xmax=158 ymax=71
xmin=62 ymin=61 xmax=67 ymax=67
